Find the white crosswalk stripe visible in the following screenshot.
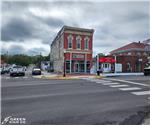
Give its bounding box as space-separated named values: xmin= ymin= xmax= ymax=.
xmin=110 ymin=84 xmax=129 ymax=88
xmin=102 ymin=82 xmax=120 ymax=85
xmin=96 ymin=81 xmax=112 ymax=84
xmin=84 ymin=78 xmax=150 ymax=100
xmin=119 ymin=87 xmax=141 ymax=91
xmin=131 ymin=91 xmax=150 ymax=95
xmin=2 ymin=76 xmax=29 ymax=79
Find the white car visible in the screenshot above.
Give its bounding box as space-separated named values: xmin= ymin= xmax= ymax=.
xmin=10 ymin=66 xmax=25 ymax=76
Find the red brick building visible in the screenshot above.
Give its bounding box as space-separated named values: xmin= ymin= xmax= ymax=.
xmin=110 ymin=40 xmax=150 ymax=72
xmin=50 ymin=26 xmax=94 ymax=73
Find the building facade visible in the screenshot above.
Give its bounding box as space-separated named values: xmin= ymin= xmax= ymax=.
xmin=50 ymin=26 xmax=94 ymax=74
xmin=110 ymin=40 xmax=150 ymax=72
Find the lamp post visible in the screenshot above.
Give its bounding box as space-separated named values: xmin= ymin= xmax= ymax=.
xmin=63 ymin=51 xmax=66 ymax=77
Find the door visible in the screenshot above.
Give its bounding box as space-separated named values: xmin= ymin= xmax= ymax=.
xmin=74 ymin=62 xmax=79 ymax=73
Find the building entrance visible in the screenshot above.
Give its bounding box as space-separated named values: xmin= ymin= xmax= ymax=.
xmin=74 ymin=62 xmax=79 ymax=73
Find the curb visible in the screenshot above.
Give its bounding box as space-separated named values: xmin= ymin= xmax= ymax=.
xmin=32 ymin=75 xmax=104 ymax=80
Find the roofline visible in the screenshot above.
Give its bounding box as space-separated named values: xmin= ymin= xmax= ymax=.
xmin=110 ymin=42 xmax=146 ymax=54
xmin=110 ymin=48 xmax=146 ymax=54
xmin=63 ymin=25 xmax=94 ymax=33
xmin=51 ymin=25 xmax=94 ymax=46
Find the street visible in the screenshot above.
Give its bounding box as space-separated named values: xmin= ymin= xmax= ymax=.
xmin=1 ymin=75 xmax=150 ymax=125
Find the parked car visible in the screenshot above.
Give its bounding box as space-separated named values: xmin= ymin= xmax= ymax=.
xmin=32 ymin=68 xmax=41 ymax=75
xmin=10 ymin=66 xmax=25 ymax=76
xmin=0 ymin=67 xmax=10 ymax=74
xmin=144 ymin=66 xmax=150 ymax=76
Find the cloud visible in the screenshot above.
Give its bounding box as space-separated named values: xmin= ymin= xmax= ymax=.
xmin=1 ymin=0 xmax=149 ymax=56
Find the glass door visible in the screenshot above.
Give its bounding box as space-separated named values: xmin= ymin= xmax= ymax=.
xmin=74 ymin=62 xmax=79 ymax=73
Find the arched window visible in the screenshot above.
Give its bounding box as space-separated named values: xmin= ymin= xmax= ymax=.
xmin=76 ymin=36 xmax=81 ymax=49
xmin=84 ymin=37 xmax=89 ymax=50
xmin=67 ymin=35 xmax=73 ymax=49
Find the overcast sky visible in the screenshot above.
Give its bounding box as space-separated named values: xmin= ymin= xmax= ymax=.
xmin=1 ymin=0 xmax=149 ymax=56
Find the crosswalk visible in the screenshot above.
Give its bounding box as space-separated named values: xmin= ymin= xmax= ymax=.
xmin=83 ymin=78 xmax=150 ymax=100
xmin=1 ymin=76 xmax=29 ymax=79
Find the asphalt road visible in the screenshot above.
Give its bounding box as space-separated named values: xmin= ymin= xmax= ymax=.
xmin=1 ymin=75 xmax=150 ymax=125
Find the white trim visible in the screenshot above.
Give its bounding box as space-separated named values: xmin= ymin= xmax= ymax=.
xmin=76 ymin=35 xmax=81 ymax=49
xmin=67 ymin=34 xmax=73 ymax=49
xmin=84 ymin=36 xmax=89 ymax=50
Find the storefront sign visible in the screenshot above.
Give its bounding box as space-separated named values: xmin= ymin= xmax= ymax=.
xmin=72 ymin=54 xmax=84 ymax=59
xmin=99 ymin=57 xmax=116 ymax=63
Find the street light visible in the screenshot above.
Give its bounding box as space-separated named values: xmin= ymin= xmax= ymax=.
xmin=63 ymin=50 xmax=66 ymax=77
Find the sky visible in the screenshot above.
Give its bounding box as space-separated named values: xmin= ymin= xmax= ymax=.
xmin=1 ymin=0 xmax=150 ymax=56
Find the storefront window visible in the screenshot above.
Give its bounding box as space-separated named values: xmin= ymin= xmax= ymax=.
xmin=65 ymin=61 xmax=70 ymax=73
xmin=65 ymin=60 xmax=91 ymax=73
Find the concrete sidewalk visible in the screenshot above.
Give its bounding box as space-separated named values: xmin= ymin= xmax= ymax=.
xmin=102 ymin=72 xmax=144 ymax=77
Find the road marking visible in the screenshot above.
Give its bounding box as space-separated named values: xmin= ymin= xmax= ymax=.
xmin=131 ymin=91 xmax=150 ymax=95
xmin=96 ymin=81 xmax=112 ymax=84
xmin=102 ymin=82 xmax=120 ymax=85
xmin=103 ymin=78 xmax=148 ymax=87
xmin=119 ymin=87 xmax=141 ymax=91
xmin=110 ymin=84 xmax=129 ymax=88
xmin=90 ymin=79 xmax=112 ymax=83
xmin=23 ymin=77 xmax=28 ymax=79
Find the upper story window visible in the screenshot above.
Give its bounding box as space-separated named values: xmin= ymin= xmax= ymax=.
xmin=76 ymin=36 xmax=81 ymax=49
xmin=84 ymin=37 xmax=89 ymax=50
xmin=67 ymin=35 xmax=73 ymax=49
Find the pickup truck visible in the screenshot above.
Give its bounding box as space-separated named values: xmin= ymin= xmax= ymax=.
xmin=10 ymin=66 xmax=25 ymax=76
xmin=144 ymin=66 xmax=150 ymax=76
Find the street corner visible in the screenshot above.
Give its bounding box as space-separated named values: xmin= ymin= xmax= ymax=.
xmin=94 ymin=75 xmax=105 ymax=79
xmin=32 ymin=74 xmax=80 ymax=80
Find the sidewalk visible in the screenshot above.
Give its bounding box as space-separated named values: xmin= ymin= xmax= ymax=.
xmin=102 ymin=72 xmax=144 ymax=77
xmin=32 ymin=72 xmax=103 ymax=80
xmin=32 ymin=72 xmax=144 ymax=80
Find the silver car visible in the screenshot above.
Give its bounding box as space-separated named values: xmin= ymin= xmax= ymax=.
xmin=10 ymin=66 xmax=25 ymax=76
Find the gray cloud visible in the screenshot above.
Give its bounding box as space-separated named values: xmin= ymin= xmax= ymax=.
xmin=1 ymin=0 xmax=149 ymax=55
xmin=2 ymin=17 xmax=34 ymax=41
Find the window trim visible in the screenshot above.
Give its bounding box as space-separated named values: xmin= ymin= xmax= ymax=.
xmin=84 ymin=37 xmax=89 ymax=50
xmin=67 ymin=34 xmax=73 ymax=49
xmin=76 ymin=35 xmax=81 ymax=50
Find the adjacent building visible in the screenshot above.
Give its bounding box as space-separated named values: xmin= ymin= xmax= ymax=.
xmin=110 ymin=39 xmax=150 ymax=72
xmin=50 ymin=26 xmax=94 ymax=74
